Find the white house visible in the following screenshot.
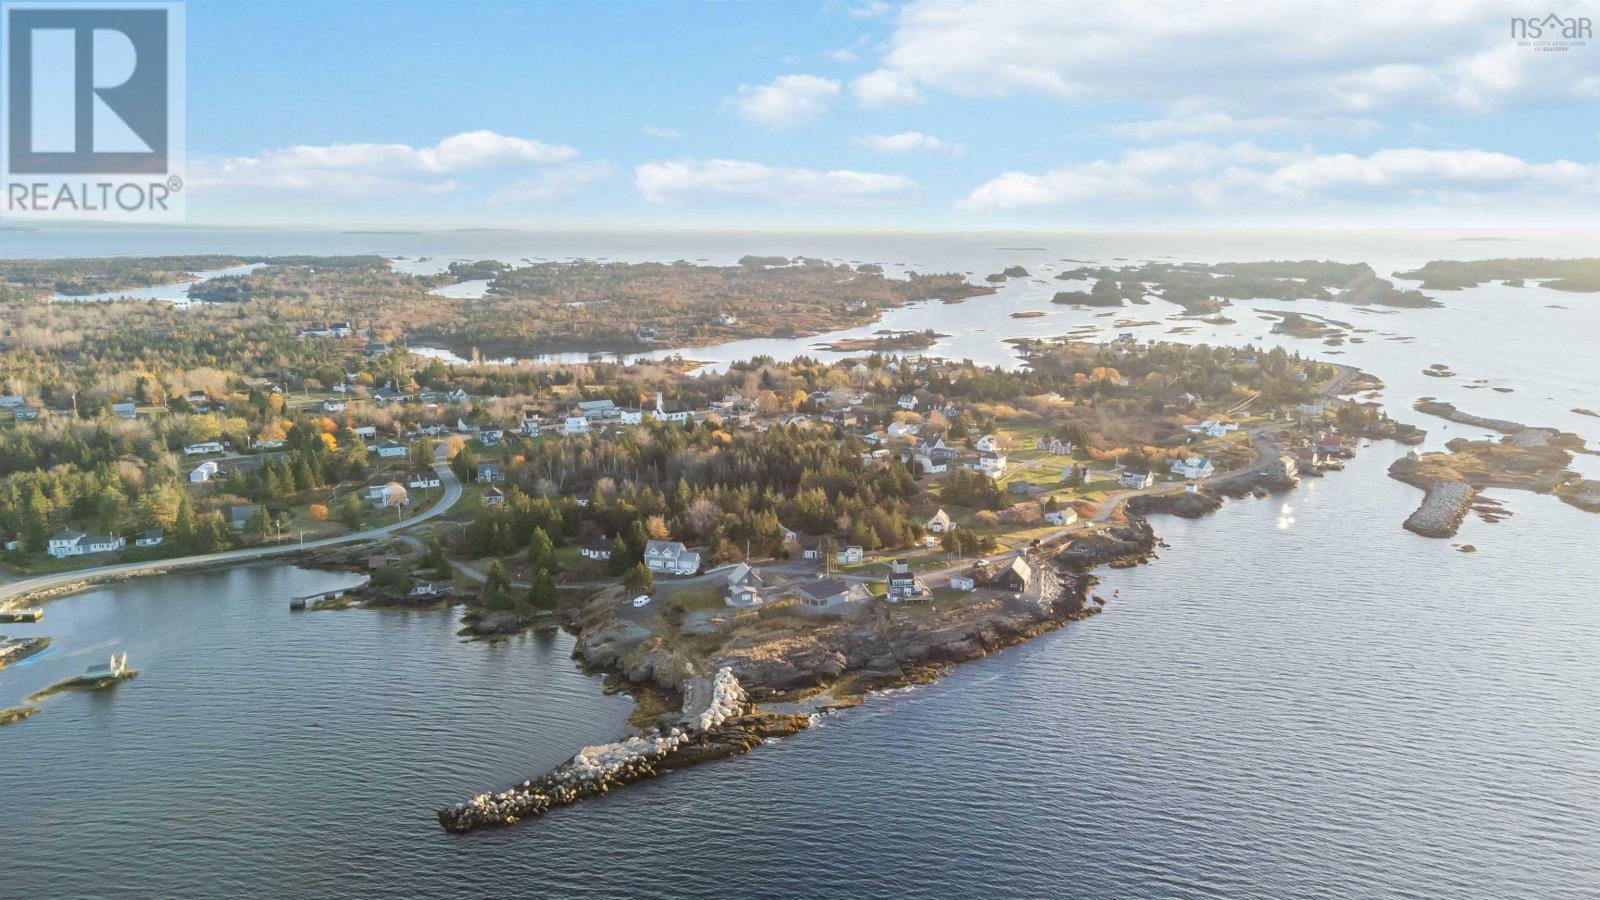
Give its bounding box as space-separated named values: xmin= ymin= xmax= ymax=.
xmin=0 ymin=395 xmax=24 ymax=408
xmin=835 ymin=545 xmax=864 ymax=566
xmin=380 ymin=482 xmax=409 ymax=508
xmin=111 ymin=401 xmax=137 ymax=419
xmin=321 ymin=399 xmax=348 ymax=413
xmin=925 ymin=509 xmax=952 ymax=533
xmin=1044 ymin=509 xmax=1079 ymax=527
xmin=968 ymin=450 xmax=1007 ymax=476
xmin=1297 ymin=400 xmax=1330 ymax=417
xmin=564 ymin=414 xmax=590 ymax=435
xmin=446 ymin=388 xmax=469 ymax=403
xmin=351 ymin=425 xmax=378 ymax=440
xmin=476 ymin=463 xmax=505 ymax=483
xmin=950 ymin=575 xmax=976 ymax=591
xmin=408 ymin=471 xmax=442 ymax=490
xmin=975 ymin=434 xmax=1002 ymax=452
xmin=189 ymin=460 xmax=219 ymax=483
xmin=885 ymin=561 xmax=926 ymax=601
xmin=135 ymin=528 xmax=165 ymax=547
xmin=649 ymin=392 xmax=692 ymax=424
xmin=1034 ymin=437 xmax=1073 ymax=456
xmin=1120 ymin=469 xmax=1154 ymax=489
xmin=48 ymin=530 xmax=125 ymax=559
xmin=373 ymin=439 xmax=408 ymax=459
xmin=581 ymin=541 xmax=613 ymax=561
xmin=183 ymin=441 xmax=224 ymax=456
xmin=644 ymin=539 xmax=701 ymax=575
xmin=1170 ymin=456 xmax=1215 ymax=479
xmin=47 ymin=529 xmax=87 ymax=558
xmin=619 ymin=408 xmax=644 ymax=425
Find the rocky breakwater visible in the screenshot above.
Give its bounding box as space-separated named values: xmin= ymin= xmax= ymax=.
xmin=438 ymin=668 xmax=808 ymax=833
xmin=1396 ymin=479 xmax=1478 ymax=538
xmin=1388 ymin=414 xmax=1593 ymax=537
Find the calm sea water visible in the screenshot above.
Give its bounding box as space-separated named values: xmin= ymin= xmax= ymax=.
xmin=1 ymin=230 xmax=1596 ymax=898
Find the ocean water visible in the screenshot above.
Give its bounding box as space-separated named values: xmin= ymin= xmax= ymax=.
xmin=1 ymin=229 xmax=1596 ymax=898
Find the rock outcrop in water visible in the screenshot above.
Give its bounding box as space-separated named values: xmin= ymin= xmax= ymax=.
xmin=1054 ymin=519 xmax=1160 ymax=570
xmin=1126 ymin=489 xmax=1222 ymax=519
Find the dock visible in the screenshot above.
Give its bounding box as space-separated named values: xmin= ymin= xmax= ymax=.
xmin=289 ymin=587 xmax=357 ymax=611
xmin=0 ymin=608 xmax=43 ymax=623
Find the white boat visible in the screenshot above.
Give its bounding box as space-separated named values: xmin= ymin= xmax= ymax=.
xmin=84 ymin=652 xmax=128 ymax=680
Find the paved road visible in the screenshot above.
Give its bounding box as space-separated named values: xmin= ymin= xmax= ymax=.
xmin=0 ymin=454 xmax=463 ymax=607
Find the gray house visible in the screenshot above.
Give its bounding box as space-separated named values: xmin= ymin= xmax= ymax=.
xmin=644 ymin=539 xmax=700 ymax=575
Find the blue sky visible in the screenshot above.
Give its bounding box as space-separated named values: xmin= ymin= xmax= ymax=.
xmin=180 ymin=0 xmax=1599 ymax=228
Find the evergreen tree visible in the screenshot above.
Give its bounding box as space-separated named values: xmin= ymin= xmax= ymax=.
xmin=526 ymin=568 xmax=556 ymax=611
xmin=481 ymin=561 xmax=512 ymax=610
xmin=526 ymin=526 xmax=554 ymax=569
xmin=622 ymin=562 xmax=654 ymax=595
xmin=606 ymin=535 xmax=631 ymax=575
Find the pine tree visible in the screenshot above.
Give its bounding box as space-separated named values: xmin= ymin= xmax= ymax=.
xmin=622 ymin=561 xmax=654 ymax=595
xmin=607 ymin=535 xmax=631 ymax=575
xmin=481 ymin=561 xmax=512 ymax=610
xmin=526 ymin=526 xmax=553 ymax=569
xmin=526 ymin=568 xmax=556 ymax=611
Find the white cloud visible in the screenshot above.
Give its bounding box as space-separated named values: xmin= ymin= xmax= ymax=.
xmin=420 ymin=130 xmax=578 ymax=169
xmin=490 ymin=161 xmax=616 ymax=204
xmin=192 ymin=130 xmax=579 ymax=197
xmin=730 ymin=74 xmax=841 ymax=127
xmin=636 ymin=158 xmax=920 ymax=206
xmin=1109 ymin=100 xmax=1379 ymax=141
xmin=642 ymin=125 xmax=683 ymax=139
xmin=851 ymin=68 xmax=921 ymax=106
xmin=828 ymin=47 xmax=858 ymax=63
xmin=858 ymin=0 xmax=1599 ymax=123
xmin=846 ymin=0 xmax=897 ymax=19
xmin=960 ymin=142 xmax=1600 ymax=217
xmin=855 ymin=131 xmax=963 ymax=154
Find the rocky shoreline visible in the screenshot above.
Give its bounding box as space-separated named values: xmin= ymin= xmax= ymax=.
xmin=438 ymin=668 xmax=808 ymax=832
xmin=1388 ymin=404 xmax=1595 ymax=537
xmin=439 ymin=522 xmax=1160 ymax=832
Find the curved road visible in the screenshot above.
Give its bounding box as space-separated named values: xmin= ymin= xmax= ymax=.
xmin=0 ymin=458 xmax=462 ymax=607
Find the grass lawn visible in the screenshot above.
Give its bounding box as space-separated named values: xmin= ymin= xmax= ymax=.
xmin=660 ymin=584 xmax=724 ymax=611
xmin=275 ymin=505 xmax=350 ymax=541
xmin=999 ymin=465 xmax=1067 ymax=488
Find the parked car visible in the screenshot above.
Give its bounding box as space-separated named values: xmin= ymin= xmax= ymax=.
xmin=631 ymin=595 xmax=652 ymax=608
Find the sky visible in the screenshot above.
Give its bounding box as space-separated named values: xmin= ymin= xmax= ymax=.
xmin=172 ymin=0 xmax=1599 ymax=229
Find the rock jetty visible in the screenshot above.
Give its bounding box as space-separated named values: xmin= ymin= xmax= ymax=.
xmin=437 ymin=668 xmax=806 ymax=833
xmin=1399 ymin=479 xmax=1477 ymax=538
